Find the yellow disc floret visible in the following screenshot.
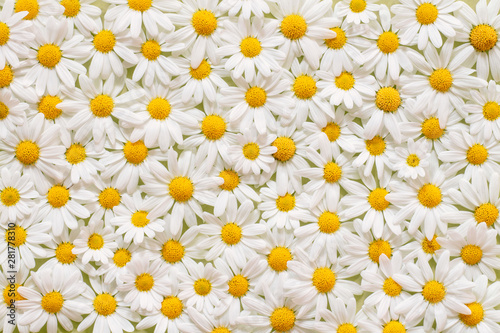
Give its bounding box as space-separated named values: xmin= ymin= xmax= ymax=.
xmin=335 ymin=72 xmax=355 ymax=90
xmin=368 ymin=239 xmax=392 ymax=263
xmin=228 ymin=275 xmax=249 ymax=298
xmin=406 ymin=154 xmax=420 ymax=167
xmin=470 ymin=24 xmax=497 ymax=52
xmin=5 ymin=225 xmax=26 ymax=247
xmin=128 ymin=0 xmax=151 ymax=11
xmin=276 ymin=193 xmax=296 ymax=212
xmin=270 ymin=307 xmax=295 ymax=332
xmin=281 ymin=14 xmax=307 ymax=40
xmin=429 ymin=68 xmax=453 ymax=92
xmin=98 ymin=187 xmax=121 ymax=209
xmin=3 ymin=283 xmax=25 ymax=306
xmin=323 ymin=162 xmax=342 ymax=183
xmin=337 ymin=323 xmax=357 ymax=333
xmin=421 ymin=235 xmax=441 ymax=254
xmin=61 ymin=0 xmax=81 ymax=17
xmin=93 ymin=293 xmax=117 ymax=316
xmin=161 ymin=296 xmax=183 ymax=319
xmin=366 ymin=136 xmax=386 ymax=155
xmin=459 ymin=302 xmax=484 ymax=327
xmin=242 ymin=142 xmax=260 ymax=160
xmin=15 ymin=0 xmax=39 ymax=20
xmin=245 ymin=86 xmax=267 ymax=108
xmin=123 ymin=140 xmax=148 ymax=165
xmin=268 ymin=246 xmax=292 ymax=272
xmin=325 ymin=27 xmax=347 ymax=49
xmin=383 ymin=321 xmax=406 ymax=333
xmin=418 ymin=184 xmax=442 ymax=208
xmin=482 ymin=101 xmax=500 ymax=121
xmin=422 ymin=280 xmax=446 ymax=303
xmin=88 ymin=233 xmax=104 ymax=250
xmin=0 ymin=102 xmax=8 ymax=119
xmin=221 ymin=223 xmax=242 ymax=245
xmin=383 ymin=277 xmax=402 ymax=297
xmin=368 ymin=188 xmax=390 ymax=211
xmin=113 ymin=248 xmax=131 ymax=267
xmin=375 ymin=87 xmax=401 ymax=112
xmin=318 ymin=211 xmax=340 ymax=234
xmin=162 ymin=240 xmax=184 ymax=263
xmin=47 ymin=185 xmax=70 ymax=208
xmin=41 ymin=291 xmax=64 ymax=313
xmin=421 ymin=117 xmax=444 ymax=139
xmin=416 ymin=3 xmax=438 ymax=25
xmin=474 ymin=203 xmax=499 ymax=227
xmin=15 ymin=140 xmax=40 ymax=165
xmin=38 ymin=95 xmax=63 ymax=120
xmin=202 ymin=115 xmax=226 ymax=140
xmin=131 ymin=211 xmax=150 ymax=228
xmin=55 ymin=242 xmax=77 ymax=264
xmin=147 ymin=97 xmax=171 ymax=120
xmin=272 ymin=137 xmax=296 ymax=162
xmin=190 ymin=60 xmax=211 ymax=80
xmin=37 ymin=44 xmax=61 ymax=68
xmin=212 ymin=328 xmax=231 ymax=333
xmin=322 ymin=122 xmax=341 ymax=142
xmin=219 ymin=170 xmax=239 ymax=191
xmin=240 ymin=37 xmax=262 ymax=58
xmin=93 ymin=30 xmax=116 ymax=53
xmin=141 ymin=40 xmax=161 ymax=61
xmin=192 ymin=10 xmax=217 ymax=36
xmin=0 ymin=23 xmax=10 ymax=45
xmin=194 ymin=278 xmax=211 ymax=296
xmin=350 ymin=0 xmax=367 ymax=13
xmin=90 ymin=94 xmax=114 ymax=117
xmin=293 ymin=75 xmax=317 ymax=100
xmin=312 ymin=267 xmax=336 ymax=293
xmin=168 ymin=177 xmax=194 ymax=202
xmin=135 ymin=273 xmax=154 ymax=292
xmin=0 ymin=65 xmax=13 ymax=88
xmin=466 ymin=144 xmax=488 ymax=165
xmin=65 ymin=143 xmax=86 ymax=165
xmin=1 ymin=187 xmax=20 ymax=207
xmin=377 ymin=31 xmax=399 ymax=54
xmin=460 ymin=244 xmax=483 ymax=265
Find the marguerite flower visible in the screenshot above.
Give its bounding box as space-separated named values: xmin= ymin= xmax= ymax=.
xmin=463 ymin=80 xmax=500 ymax=141
xmin=96 ymin=237 xmax=138 ymax=284
xmin=388 ymin=137 xmax=431 ymax=180
xmin=72 ymin=219 xmax=118 ymax=265
xmin=0 ymin=263 xmax=31 ymax=333
xmin=0 ymin=167 xmax=37 ymax=225
xmin=316 ymin=298 xmax=364 ymax=333
xmin=334 ymin=0 xmax=379 ymax=24
xmin=62 ymin=136 xmax=104 ymax=185
xmin=58 ymin=0 xmax=101 ymax=38
xmin=84 ymin=176 xmax=123 ymax=226
xmin=13 ymin=0 xmax=64 ymax=30
xmin=0 ymin=89 xmax=26 ymax=139
xmin=0 ymin=63 xmax=37 ymax=103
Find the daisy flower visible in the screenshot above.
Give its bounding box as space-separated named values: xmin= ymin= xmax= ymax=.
xmin=391 ymin=0 xmax=462 ymax=50
xmin=26 ymin=91 xmax=69 ymax=140
xmin=220 ymin=72 xmax=293 ymax=134
xmin=110 ymin=191 xmax=165 ymax=245
xmin=103 ymin=0 xmax=178 ymax=38
xmin=444 ymin=275 xmax=500 ymax=332
xmin=0 ymin=263 xmax=31 ymax=333
xmin=0 ymin=167 xmax=37 ymax=225
xmin=118 ymin=257 xmax=170 ymax=312
xmin=62 ymin=136 xmax=104 ymax=185
xmin=0 ymin=114 xmax=65 ymax=193
xmin=17 ymin=265 xmax=91 ymax=333
xmin=169 ymin=0 xmax=224 ymax=69
xmin=141 ymin=149 xmax=223 ymax=234
xmin=180 ymin=307 xmax=240 ymax=333
xmin=0 ymin=90 xmax=26 ymax=139
xmin=84 ymin=176 xmax=123 ymax=226
xmin=13 ymin=0 xmax=63 ymax=29
xmin=269 ymin=0 xmax=337 ymax=69
xmin=78 ymin=277 xmax=140 ymax=333
xmin=177 ymin=258 xmax=228 ymax=314
xmin=217 ymin=16 xmax=284 ymax=82
xmin=388 ymin=137 xmax=431 ymax=180
xmin=197 ymin=199 xmax=266 ymax=270
xmin=72 ymin=219 xmax=118 ymax=265
xmin=96 ymin=237 xmax=138 ymax=285
xmin=359 ymin=308 xmax=424 ymax=333
xmin=219 ymin=0 xmax=271 ymax=19
xmin=57 ymin=0 xmax=101 ymax=39
xmin=393 ymin=251 xmax=475 ymax=332
xmin=0 ymin=0 xmax=34 ymax=68
xmin=454 ymin=0 xmax=500 ymax=80
xmin=399 ymin=228 xmax=445 ymax=263
xmin=21 ymin=16 xmax=88 ymax=95
xmin=0 ymin=63 xmax=37 ymax=103
xmin=316 ymin=298 xmax=364 ymax=333
xmin=334 ymin=0 xmax=379 ymax=24
xmin=463 ymin=80 xmax=500 ymax=141
xmin=438 ymin=223 xmax=500 ymax=281
xmin=317 ymin=66 xmax=376 ymax=109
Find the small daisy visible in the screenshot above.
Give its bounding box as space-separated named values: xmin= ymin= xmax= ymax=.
xmin=62 ymin=136 xmax=104 ymax=185
xmin=96 ymin=237 xmax=138 ymax=284
xmin=84 ymin=176 xmax=124 ymax=226
xmin=391 ymin=0 xmax=462 ymax=50
xmin=103 ymin=0 xmax=178 ymax=37
xmin=0 ymin=63 xmax=37 ymax=104
xmin=399 ymin=229 xmax=445 ymax=263
xmin=180 ymin=307 xmax=240 ymax=333
xmin=0 ymin=90 xmax=26 ymax=139
xmin=393 ymin=251 xmax=475 ymax=332
xmin=0 ymin=167 xmax=37 ymax=225
xmin=17 ymin=265 xmax=91 ymax=333
xmin=316 ymin=298 xmax=364 ymax=333
xmin=219 ymin=0 xmax=271 ymax=18
xmin=359 ymin=309 xmax=424 ymax=333
xmin=117 ymin=257 xmax=170 ymax=312
xmin=110 ymin=191 xmax=165 ymax=245
xmin=334 ymin=0 xmax=379 ymax=24
xmin=57 ymin=0 xmax=101 ymax=38
xmin=388 ymin=137 xmax=431 ymax=180
xmin=26 ymin=91 xmax=69 ymax=138
xmin=72 ymin=219 xmax=118 ymax=265
xmin=463 ymin=80 xmax=500 ymax=141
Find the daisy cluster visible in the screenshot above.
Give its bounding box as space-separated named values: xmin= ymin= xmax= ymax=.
xmin=2 ymin=0 xmax=500 ymax=332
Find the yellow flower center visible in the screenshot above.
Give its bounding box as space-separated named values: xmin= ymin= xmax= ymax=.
xmin=416 ymin=3 xmax=438 ymax=25
xmin=47 ymin=185 xmax=70 ymax=208
xmin=366 ymin=136 xmax=386 ymax=155
xmin=192 ymin=10 xmax=217 ymax=36
xmin=93 ymin=30 xmax=116 ymax=53
xmin=168 ymin=177 xmax=194 ymax=202
xmin=37 ymin=44 xmax=62 ymax=68
xmin=202 ymin=115 xmax=226 ymax=140
xmin=466 ymin=143 xmax=488 ymax=165
xmin=135 ymin=273 xmax=154 ymax=292
xmin=98 ymin=187 xmax=121 ymax=209
xmin=322 ymin=122 xmax=341 ymax=142
xmin=383 ymin=277 xmax=402 ymax=297
xmin=128 ymin=0 xmax=151 ymax=11
xmin=459 ymin=302 xmax=484 ymax=327
xmin=141 ymin=40 xmax=161 ymax=60
xmin=228 ymin=275 xmax=249 ymax=298
xmin=123 ymin=140 xmax=148 ymax=165
xmin=280 ymin=14 xmax=307 ymax=40
xmin=5 ymin=226 xmax=26 ymax=247
xmin=325 ymin=27 xmax=347 ymax=49
xmin=376 ymin=87 xmax=401 ymax=112
xmin=147 ymin=97 xmax=170 ymax=120
xmin=161 ymin=296 xmax=183 ymax=319
xmin=0 ymin=22 xmax=10 ymax=45
xmin=368 ymin=188 xmax=390 ymax=211
xmin=422 ymin=280 xmax=446 ymax=303
xmin=406 ymin=154 xmax=420 ymax=167
xmin=318 ymin=211 xmax=340 ymax=234
xmin=270 ymin=307 xmax=295 ymax=332
xmin=0 ymin=102 xmax=8 ymax=119
xmin=1 ymin=187 xmax=20 ymax=207
xmin=268 ymin=246 xmax=292 ymax=272
xmin=15 ymin=140 xmax=40 ymax=165
xmin=190 ymin=59 xmax=211 ymax=80
xmin=90 ymin=94 xmax=114 ymax=117
xmin=15 ymin=0 xmax=39 ymax=20
xmin=383 ymin=321 xmax=406 ymax=333
xmin=162 ymin=240 xmax=184 ymax=263
xmin=212 ymin=328 xmax=231 ymax=333
xmin=474 ymin=203 xmax=499 ymax=227
xmin=460 ymin=244 xmax=483 ymax=265
xmin=240 ymin=36 xmax=262 ymax=58
xmin=418 ymin=184 xmax=442 ymax=208
xmin=421 ymin=235 xmax=441 ymax=254
xmin=3 ymin=283 xmax=25 ymax=306
xmin=0 ymin=65 xmax=13 ymax=88
xmin=65 ymin=143 xmax=86 ymax=165
xmin=337 ymin=324 xmax=357 ymax=333
xmin=293 ymin=75 xmax=317 ymax=100
xmin=276 ymin=193 xmax=296 ymax=212
xmin=38 ymin=95 xmax=63 ymax=120
xmin=61 ymin=0 xmax=81 ymax=17
xmin=350 ymin=0 xmax=367 ymax=12
xmin=93 ymin=293 xmax=117 ymax=316
xmin=335 ymin=72 xmax=355 ymax=90
xmin=470 ymin=24 xmax=497 ymax=52
xmin=429 ymin=68 xmax=453 ymax=92
xmin=368 ymin=240 xmax=392 ymax=263
xmin=55 ymin=242 xmax=77 ymax=264
xmin=377 ymin=31 xmax=399 ymax=54
xmin=482 ymin=101 xmax=500 ymax=121
xmin=113 ymin=248 xmax=131 ymax=267
xmin=194 ymin=278 xmax=211 ymax=296
xmin=242 ymin=142 xmax=260 ymax=160
xmin=221 ymin=223 xmax=242 ymax=245
xmin=131 ymin=211 xmax=150 ymax=228
xmin=88 ymin=233 xmax=104 ymax=250
xmin=272 ymin=137 xmax=296 ymax=162
xmin=323 ymin=162 xmax=342 ymax=183
xmin=421 ymin=117 xmax=444 ymax=139
xmin=219 ymin=170 xmax=240 ymax=191
xmin=245 ymin=86 xmax=267 ymax=108
xmin=41 ymin=291 xmax=64 ymax=313
xmin=312 ymin=267 xmax=336 ymax=293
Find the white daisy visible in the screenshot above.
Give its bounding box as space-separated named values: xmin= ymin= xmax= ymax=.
xmin=95 ymin=237 xmax=138 ymax=285
xmin=0 ymin=63 xmax=37 ymax=103
xmin=62 ymin=136 xmax=104 ymax=185
xmin=463 ymin=80 xmax=500 ymax=141
xmin=0 ymin=89 xmax=26 ymax=140
xmin=315 ymin=298 xmax=364 ymax=333
xmin=0 ymin=263 xmax=31 ymax=333
xmin=72 ymin=219 xmax=118 ymax=265
xmin=359 ymin=308 xmax=424 ymax=333
xmin=84 ymin=176 xmax=124 ymax=226
xmin=399 ymin=229 xmax=445 ymax=263
xmin=0 ymin=167 xmax=37 ymax=225
xmin=388 ymin=137 xmax=431 ymax=180
xmin=219 ymin=0 xmax=271 ymax=19
xmin=13 ymin=0 xmax=63 ymax=29
xmin=57 ymin=0 xmax=101 ymax=39
xmin=180 ymin=307 xmax=240 ymax=333
xmin=334 ymin=0 xmax=379 ymax=24
xmin=26 ymin=91 xmax=69 ymax=141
